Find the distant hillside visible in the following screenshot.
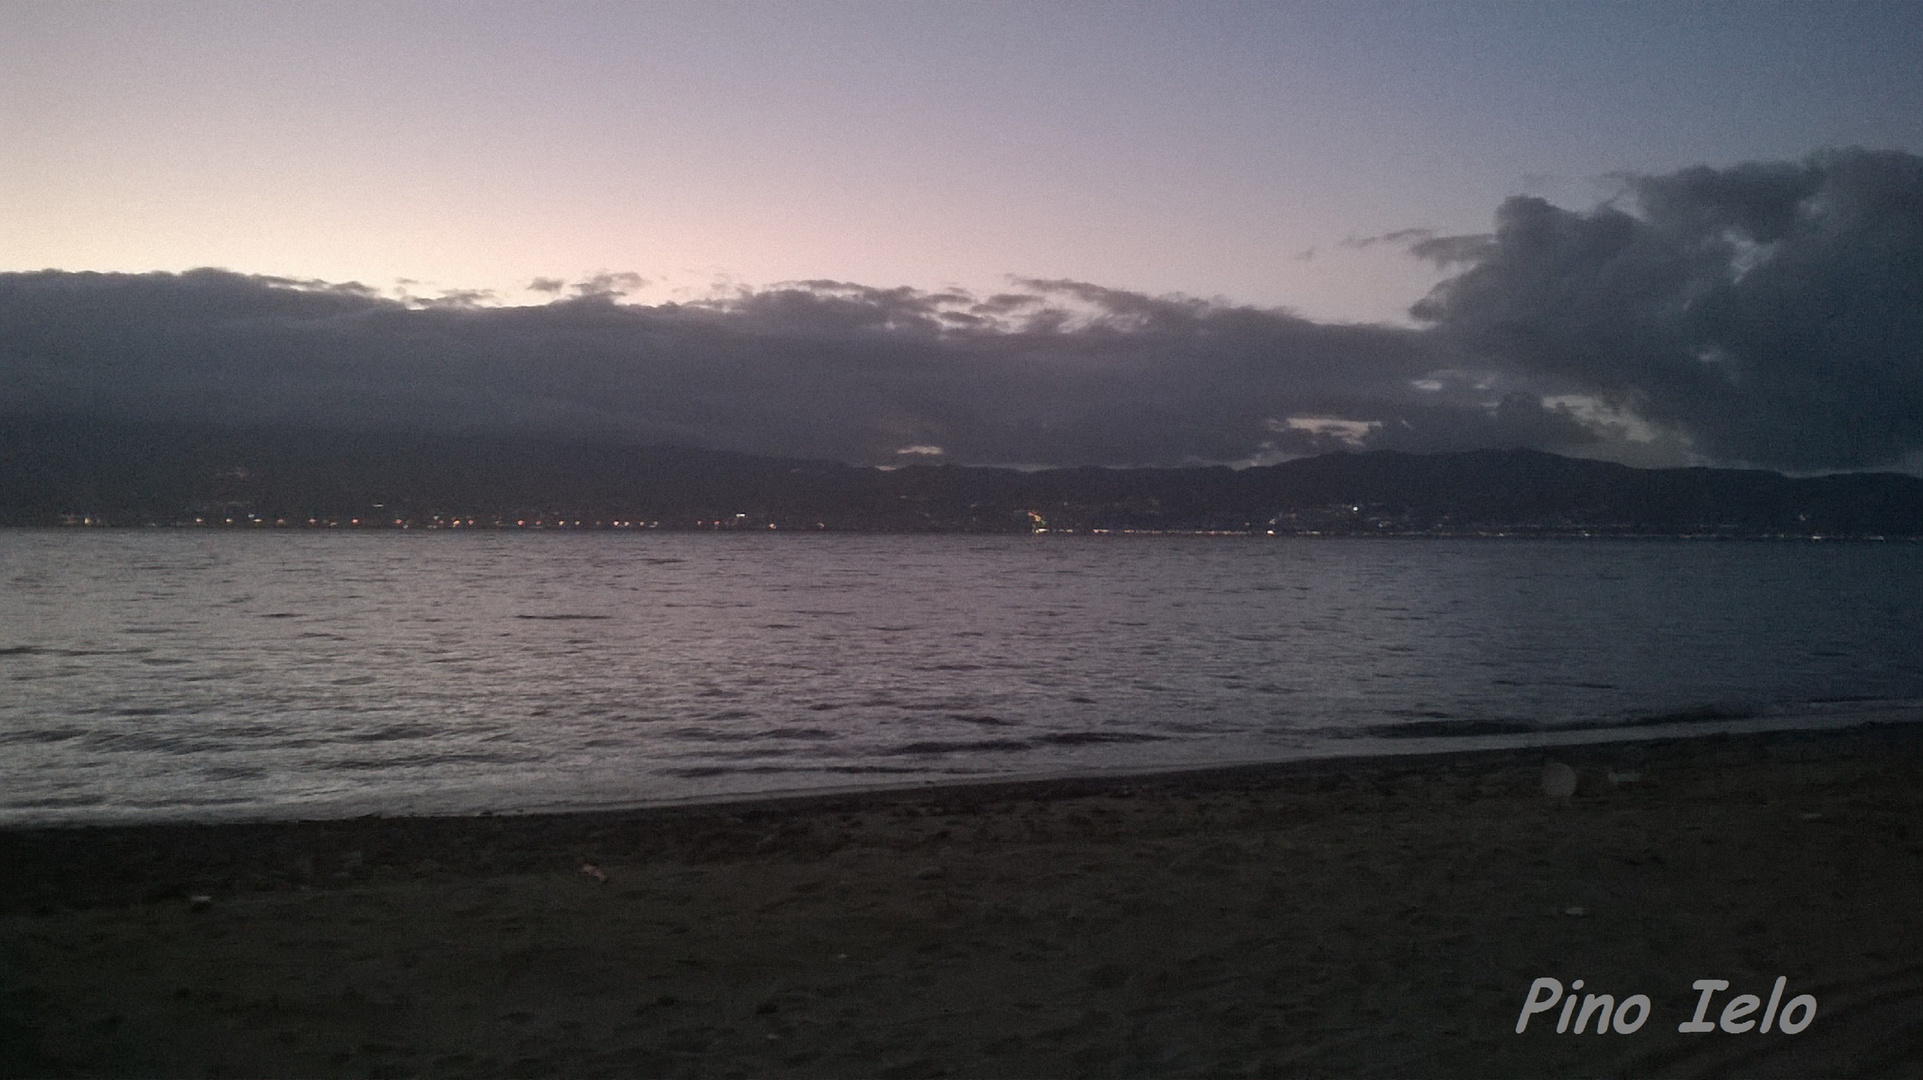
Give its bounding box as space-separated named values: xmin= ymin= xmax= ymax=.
xmin=5 ymin=414 xmax=1922 ymax=537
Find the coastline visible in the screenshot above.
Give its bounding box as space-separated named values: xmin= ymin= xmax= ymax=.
xmin=5 ymin=723 xmax=1922 ymax=1077
xmin=9 ymin=697 xmax=1921 ymax=832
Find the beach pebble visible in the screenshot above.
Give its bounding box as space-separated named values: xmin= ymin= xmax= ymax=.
xmin=1541 ymin=762 xmax=1578 ymax=800
xmin=1563 ymin=906 xmax=1587 ymax=917
xmin=188 ymin=894 xmax=213 ymax=911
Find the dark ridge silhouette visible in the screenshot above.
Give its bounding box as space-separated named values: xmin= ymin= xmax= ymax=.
xmin=4 ymin=414 xmax=1921 ymax=536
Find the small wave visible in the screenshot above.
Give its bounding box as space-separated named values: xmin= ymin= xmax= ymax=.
xmin=669 ymin=725 xmax=833 ymax=743
xmin=2 ymin=793 xmax=108 ymax=809
xmin=514 ymin=613 xmax=612 ymax=621
xmin=893 ymin=738 xmax=1033 ymax=755
xmin=80 ymin=731 xmax=286 ymax=755
xmin=666 ymin=745 xmax=836 ymax=761
xmin=765 ymin=726 xmax=837 ymax=740
xmin=0 ymin=645 xmax=43 ymax=657
xmin=120 ymin=794 xmax=256 ymax=809
xmin=949 ymin=713 xmax=1018 ymax=727
xmin=0 ymin=727 xmax=88 ymax=746
xmin=343 ymin=723 xmax=443 ymax=743
xmin=1365 ymin=703 xmax=1766 ymax=739
xmin=1035 ymin=731 xmax=1170 ymax=746
xmin=329 ymin=749 xmax=538 ymax=770
xmin=1633 ymin=704 xmax=1760 ymax=725
xmin=207 ymin=722 xmax=284 ymax=740
xmin=663 ymin=764 xmax=805 ymax=778
xmin=81 ymin=731 xmax=199 ymax=753
xmin=1365 ymin=719 xmax=1543 ymax=738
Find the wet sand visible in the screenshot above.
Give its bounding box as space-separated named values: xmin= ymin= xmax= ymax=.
xmin=4 ymin=723 xmax=1922 ymax=1078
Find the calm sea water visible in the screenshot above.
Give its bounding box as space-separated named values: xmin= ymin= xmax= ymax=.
xmin=4 ymin=531 xmax=1921 ymax=825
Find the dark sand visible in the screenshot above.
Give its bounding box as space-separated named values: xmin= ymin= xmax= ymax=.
xmin=4 ymin=724 xmax=1922 ymax=1078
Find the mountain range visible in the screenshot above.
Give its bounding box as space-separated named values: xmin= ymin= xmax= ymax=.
xmin=5 ymin=415 xmax=1921 ymax=537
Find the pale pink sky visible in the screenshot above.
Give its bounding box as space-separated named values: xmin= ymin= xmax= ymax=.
xmin=5 ymin=1 xmax=1920 ymax=324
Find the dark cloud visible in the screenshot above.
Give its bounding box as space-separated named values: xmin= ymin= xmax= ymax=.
xmin=3 ymin=149 xmax=1917 ymax=472
xmin=1412 ymin=147 xmax=1923 ymax=471
xmin=412 ymin=287 xmax=497 ymax=309
xmin=1340 ymin=227 xmax=1495 ymax=267
xmin=0 ymin=267 xmax=1560 ymax=467
xmin=1340 ymin=227 xmax=1439 ymax=250
xmin=570 ymin=272 xmax=647 ymax=299
xmin=1406 ymin=233 xmax=1496 ymax=268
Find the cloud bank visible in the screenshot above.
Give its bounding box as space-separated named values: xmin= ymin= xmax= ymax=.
xmin=0 ymin=268 xmax=1563 ymax=468
xmin=1412 ymin=148 xmax=1923 ymax=471
xmin=3 ymin=149 xmax=1919 ymax=472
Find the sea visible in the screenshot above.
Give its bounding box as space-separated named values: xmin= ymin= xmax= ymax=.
xmin=4 ymin=530 xmax=1922 ymax=826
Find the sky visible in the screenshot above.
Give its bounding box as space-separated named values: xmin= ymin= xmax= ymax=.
xmin=4 ymin=1 xmax=1923 ymax=472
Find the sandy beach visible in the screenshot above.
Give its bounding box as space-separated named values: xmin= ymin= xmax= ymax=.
xmin=4 ymin=723 xmax=1921 ymax=1079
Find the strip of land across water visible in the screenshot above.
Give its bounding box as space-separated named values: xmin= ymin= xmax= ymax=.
xmin=4 ymin=722 xmax=1921 ymax=1078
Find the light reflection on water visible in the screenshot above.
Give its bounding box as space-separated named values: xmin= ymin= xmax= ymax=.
xmin=3 ymin=530 xmax=1921 ymax=823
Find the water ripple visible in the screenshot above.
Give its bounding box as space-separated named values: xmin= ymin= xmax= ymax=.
xmin=2 ymin=531 xmax=1920 ymax=824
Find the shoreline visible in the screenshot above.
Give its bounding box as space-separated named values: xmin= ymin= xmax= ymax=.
xmin=5 ymin=698 xmax=1919 ymax=831
xmin=5 ymin=722 xmax=1922 ymax=1077
xmin=14 ymin=524 xmax=1923 ymax=541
